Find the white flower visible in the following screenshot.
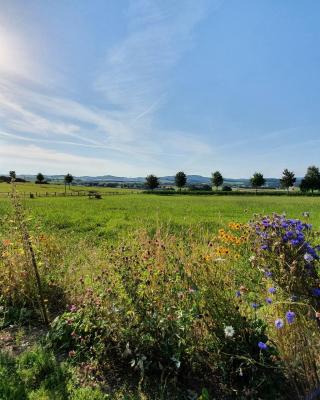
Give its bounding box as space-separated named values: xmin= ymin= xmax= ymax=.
xmin=224 ymin=325 xmax=235 ymax=338
xmin=304 ymin=253 xmax=313 ymax=263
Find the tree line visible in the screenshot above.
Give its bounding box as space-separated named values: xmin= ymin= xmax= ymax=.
xmin=4 ymin=167 xmax=320 ymax=193
xmin=145 ymin=166 xmax=320 ymax=193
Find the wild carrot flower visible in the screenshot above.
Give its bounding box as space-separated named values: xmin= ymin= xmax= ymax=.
xmin=224 ymin=326 xmax=235 ymax=338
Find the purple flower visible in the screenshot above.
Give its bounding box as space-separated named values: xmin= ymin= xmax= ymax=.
xmin=268 ymin=287 xmax=276 ymax=294
xmin=274 ymin=318 xmax=284 ymax=329
xmin=261 ymin=244 xmax=268 ymax=250
xmin=235 ymin=290 xmax=241 ymax=297
xmin=286 ymin=311 xmax=296 ymax=324
xmin=252 ymin=303 xmax=259 ymax=309
xmin=264 ymin=270 xmax=272 ymax=278
xmin=266 ymin=297 xmax=272 ymax=304
xmin=286 ymin=231 xmax=294 ymax=239
xmin=312 ymin=288 xmax=320 ymax=297
xmin=258 ymin=341 xmax=268 ymax=350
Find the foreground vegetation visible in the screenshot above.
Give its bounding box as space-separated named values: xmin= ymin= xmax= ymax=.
xmin=0 ymin=186 xmax=320 ymax=398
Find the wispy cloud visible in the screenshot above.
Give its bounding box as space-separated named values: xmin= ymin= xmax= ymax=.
xmin=96 ymin=0 xmax=209 ymax=114
xmin=0 ymin=0 xmax=217 ymax=175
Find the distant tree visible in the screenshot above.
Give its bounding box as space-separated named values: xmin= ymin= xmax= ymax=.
xmin=9 ymin=171 xmax=16 ymax=181
xmin=280 ymin=169 xmax=296 ymax=194
xmin=175 ymin=171 xmax=187 ymax=192
xmin=145 ymin=174 xmax=159 ymax=190
xmin=251 ymin=172 xmax=265 ymax=192
xmin=64 ymin=173 xmax=74 ymax=190
xmin=303 ymin=166 xmax=320 ymax=193
xmin=211 ymin=171 xmax=223 ymax=190
xmin=300 ymin=178 xmax=309 ymax=193
xmin=36 ymin=172 xmax=45 ymax=184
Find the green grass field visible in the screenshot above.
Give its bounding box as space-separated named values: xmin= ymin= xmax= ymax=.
xmin=0 ymin=182 xmax=136 ymax=196
xmin=1 ymin=191 xmax=319 ymax=241
xmin=1 ymin=184 xmax=320 ymax=399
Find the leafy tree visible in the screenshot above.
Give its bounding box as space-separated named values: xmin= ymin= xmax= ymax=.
xmin=280 ymin=169 xmax=296 ymax=193
xmin=251 ymin=172 xmax=265 ymax=192
xmin=64 ymin=173 xmax=74 ymax=189
xmin=303 ymin=166 xmax=320 ymax=193
xmin=9 ymin=171 xmax=16 ymax=180
xmin=145 ymin=174 xmax=159 ymax=190
xmin=211 ymin=171 xmax=223 ymax=190
xmin=175 ymin=171 xmax=187 ymax=192
xmin=299 ymin=178 xmax=309 ymax=193
xmin=36 ymin=173 xmax=45 ymax=184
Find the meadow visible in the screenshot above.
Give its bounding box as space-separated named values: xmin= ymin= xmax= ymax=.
xmin=1 ymin=184 xmax=320 ymax=399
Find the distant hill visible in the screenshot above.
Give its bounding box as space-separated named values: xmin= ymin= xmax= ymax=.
xmin=11 ymin=174 xmax=302 ymax=188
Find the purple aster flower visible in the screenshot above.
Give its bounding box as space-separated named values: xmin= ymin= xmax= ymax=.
xmin=266 ymin=297 xmax=272 ymax=304
xmin=268 ymin=287 xmax=276 ymax=294
xmin=286 ymin=311 xmax=296 ymax=324
xmin=258 ymin=341 xmax=268 ymax=350
xmin=264 ymin=270 xmax=272 ymax=278
xmin=312 ymin=288 xmax=320 ymax=297
xmin=274 ymin=318 xmax=284 ymax=329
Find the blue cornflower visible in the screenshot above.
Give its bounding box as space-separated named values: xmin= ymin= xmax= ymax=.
xmin=266 ymin=297 xmax=272 ymax=304
xmin=286 ymin=311 xmax=296 ymax=324
xmin=264 ymin=270 xmax=272 ymax=278
xmin=268 ymin=287 xmax=276 ymax=294
xmin=258 ymin=341 xmax=268 ymax=350
xmin=274 ymin=318 xmax=284 ymax=329
xmin=312 ymin=288 xmax=320 ymax=297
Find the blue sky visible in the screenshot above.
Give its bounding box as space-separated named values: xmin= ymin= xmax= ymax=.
xmin=0 ymin=0 xmax=320 ymax=177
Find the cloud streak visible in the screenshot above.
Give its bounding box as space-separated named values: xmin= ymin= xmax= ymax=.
xmin=0 ymin=0 xmax=217 ymax=175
